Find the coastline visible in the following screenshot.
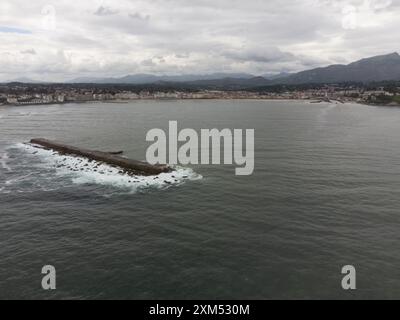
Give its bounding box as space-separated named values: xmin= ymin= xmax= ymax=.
xmin=359 ymin=101 xmax=400 ymax=108
xmin=0 ymin=98 xmax=360 ymax=108
xmin=5 ymin=96 xmax=399 ymax=109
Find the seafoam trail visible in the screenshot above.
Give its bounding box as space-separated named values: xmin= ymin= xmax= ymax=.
xmin=15 ymin=143 xmax=202 ymax=193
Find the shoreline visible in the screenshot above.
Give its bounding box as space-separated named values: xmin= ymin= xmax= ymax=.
xmin=0 ymin=98 xmax=361 ymax=108
xmin=4 ymin=98 xmax=399 ymax=109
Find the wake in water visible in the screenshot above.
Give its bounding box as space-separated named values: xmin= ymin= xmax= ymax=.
xmin=6 ymin=143 xmax=202 ymax=194
xmin=316 ymin=103 xmax=338 ymax=123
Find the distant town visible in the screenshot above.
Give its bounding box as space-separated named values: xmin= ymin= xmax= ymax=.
xmin=0 ymin=81 xmax=400 ymax=106
xmin=1 ymin=52 xmax=400 ymax=107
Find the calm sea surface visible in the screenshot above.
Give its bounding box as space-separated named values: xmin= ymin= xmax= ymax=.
xmin=1 ymin=100 xmax=400 ymax=299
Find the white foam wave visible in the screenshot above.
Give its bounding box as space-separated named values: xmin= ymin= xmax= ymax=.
xmin=15 ymin=111 xmax=40 ymax=116
xmin=0 ymin=151 xmax=12 ymax=172
xmin=5 ymin=173 xmax=34 ymax=186
xmin=16 ymin=143 xmax=202 ymax=192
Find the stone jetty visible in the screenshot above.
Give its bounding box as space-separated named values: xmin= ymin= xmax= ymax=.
xmin=30 ymin=138 xmax=171 ymax=176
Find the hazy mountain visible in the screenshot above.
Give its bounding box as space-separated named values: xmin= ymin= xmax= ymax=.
xmin=175 ymin=76 xmax=271 ymax=90
xmin=6 ymin=77 xmax=46 ymax=84
xmin=6 ymin=53 xmax=400 ymax=87
xmin=262 ymin=72 xmax=292 ymax=80
xmin=68 ymin=73 xmax=254 ymax=84
xmin=275 ymin=52 xmax=400 ymax=84
xmin=177 ymin=53 xmax=400 ymax=88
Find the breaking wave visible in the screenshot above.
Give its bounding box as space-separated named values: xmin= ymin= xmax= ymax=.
xmin=11 ymin=143 xmax=202 ymax=194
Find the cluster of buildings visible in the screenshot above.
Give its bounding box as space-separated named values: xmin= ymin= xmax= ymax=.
xmin=0 ymin=84 xmax=399 ymax=106
xmin=265 ymin=86 xmax=398 ymax=102
xmin=3 ymin=93 xmax=65 ymax=105
xmin=0 ymin=89 xmax=267 ymax=105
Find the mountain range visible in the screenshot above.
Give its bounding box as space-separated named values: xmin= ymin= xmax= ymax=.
xmin=277 ymin=52 xmax=400 ymax=84
xmin=68 ymin=52 xmax=400 ymax=87
xmin=5 ymin=52 xmax=400 ymax=87
xmin=67 ymin=73 xmax=255 ymax=84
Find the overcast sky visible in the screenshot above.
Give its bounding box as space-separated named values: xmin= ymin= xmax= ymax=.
xmin=0 ymin=0 xmax=399 ymax=81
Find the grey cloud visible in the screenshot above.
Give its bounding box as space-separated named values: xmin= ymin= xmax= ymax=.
xmin=94 ymin=6 xmax=118 ymax=16
xmin=20 ymin=49 xmax=36 ymax=55
xmin=0 ymin=0 xmax=399 ymax=81
xmin=175 ymin=53 xmax=189 ymax=59
xmin=129 ymin=12 xmax=150 ymax=21
xmin=141 ymin=59 xmax=156 ymax=67
xmin=224 ymin=47 xmax=296 ymax=63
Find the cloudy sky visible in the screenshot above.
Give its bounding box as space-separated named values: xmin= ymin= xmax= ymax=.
xmin=0 ymin=0 xmax=399 ymax=81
